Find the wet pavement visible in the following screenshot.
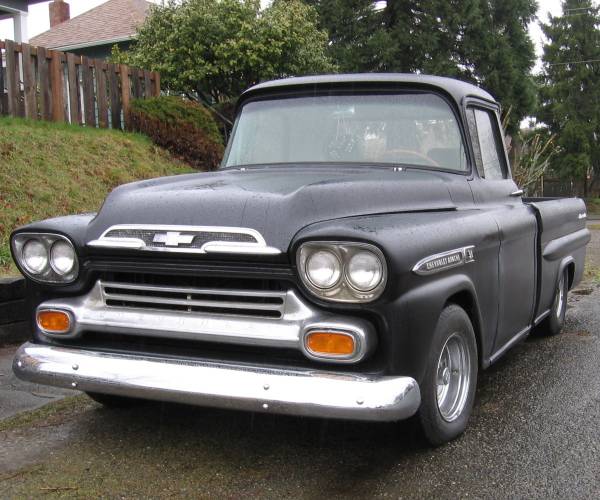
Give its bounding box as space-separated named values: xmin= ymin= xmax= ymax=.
xmin=0 ymin=345 xmax=76 ymax=421
xmin=1 ymin=234 xmax=599 ymax=498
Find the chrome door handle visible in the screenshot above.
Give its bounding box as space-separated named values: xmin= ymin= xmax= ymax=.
xmin=510 ymin=189 xmax=524 ymax=197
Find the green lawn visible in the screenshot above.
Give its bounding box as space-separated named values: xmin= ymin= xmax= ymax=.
xmin=585 ymin=198 xmax=600 ymax=217
xmin=0 ymin=118 xmax=194 ymax=276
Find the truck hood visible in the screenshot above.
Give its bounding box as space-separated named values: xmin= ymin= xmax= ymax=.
xmin=87 ymin=166 xmax=457 ymax=251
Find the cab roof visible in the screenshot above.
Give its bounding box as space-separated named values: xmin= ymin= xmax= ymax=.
xmin=242 ymin=73 xmax=497 ymax=108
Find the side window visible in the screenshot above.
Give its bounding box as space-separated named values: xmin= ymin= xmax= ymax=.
xmin=467 ymin=107 xmax=507 ymax=180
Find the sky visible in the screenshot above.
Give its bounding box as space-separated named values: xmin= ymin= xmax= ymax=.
xmin=0 ymin=0 xmax=583 ymax=72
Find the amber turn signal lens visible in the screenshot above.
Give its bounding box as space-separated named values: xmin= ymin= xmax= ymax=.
xmin=37 ymin=310 xmax=71 ymax=333
xmin=306 ymin=331 xmax=355 ymax=356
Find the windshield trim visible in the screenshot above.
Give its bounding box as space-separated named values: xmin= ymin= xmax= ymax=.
xmin=221 ymin=161 xmax=471 ymax=177
xmin=221 ymin=88 xmax=473 ymax=176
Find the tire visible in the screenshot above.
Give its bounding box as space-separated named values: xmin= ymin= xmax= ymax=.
xmin=538 ymin=267 xmax=569 ymax=336
xmin=86 ymin=392 xmax=144 ymax=408
xmin=417 ymin=304 xmax=478 ymax=446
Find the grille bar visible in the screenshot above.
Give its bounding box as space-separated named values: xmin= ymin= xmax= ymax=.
xmin=100 ymin=281 xmax=287 ymax=319
xmin=101 ymin=281 xmax=287 ymax=299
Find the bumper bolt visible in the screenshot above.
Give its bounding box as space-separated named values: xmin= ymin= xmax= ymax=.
xmin=263 ymin=384 xmax=270 ymax=391
xmin=262 ymin=403 xmax=269 ymax=410
xmin=72 ymin=364 xmax=79 ymax=371
xmin=357 ymin=399 xmax=364 ymax=405
xmin=71 ymin=382 xmax=77 ymax=388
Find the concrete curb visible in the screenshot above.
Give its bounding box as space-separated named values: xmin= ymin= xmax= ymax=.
xmin=0 ymin=277 xmax=28 ymax=345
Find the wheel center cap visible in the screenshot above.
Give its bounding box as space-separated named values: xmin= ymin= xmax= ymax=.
xmin=442 ymin=367 xmax=450 ymax=385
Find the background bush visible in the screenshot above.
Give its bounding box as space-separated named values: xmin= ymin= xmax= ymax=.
xmin=130 ymin=97 xmax=224 ymax=170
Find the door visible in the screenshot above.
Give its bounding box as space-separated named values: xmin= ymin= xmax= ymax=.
xmin=467 ymin=105 xmax=537 ymax=353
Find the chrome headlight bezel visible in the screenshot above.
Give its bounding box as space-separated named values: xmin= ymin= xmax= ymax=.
xmin=297 ymin=242 xmax=387 ymax=303
xmin=11 ymin=233 xmax=79 ymax=284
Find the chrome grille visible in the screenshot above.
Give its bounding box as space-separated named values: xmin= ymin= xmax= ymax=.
xmin=104 ymin=228 xmax=257 ymax=250
xmin=100 ymin=281 xmax=287 ymax=319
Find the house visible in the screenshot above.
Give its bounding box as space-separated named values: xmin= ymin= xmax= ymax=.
xmin=0 ymin=1 xmax=46 ymax=42
xmin=30 ymin=0 xmax=151 ymax=59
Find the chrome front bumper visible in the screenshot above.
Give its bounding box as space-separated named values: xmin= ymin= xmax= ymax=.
xmin=13 ymin=342 xmax=421 ymax=422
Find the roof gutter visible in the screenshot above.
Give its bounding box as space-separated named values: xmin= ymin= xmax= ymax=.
xmin=50 ymin=36 xmax=133 ymax=52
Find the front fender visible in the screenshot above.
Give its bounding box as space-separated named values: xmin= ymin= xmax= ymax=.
xmin=388 ymin=272 xmax=488 ymax=383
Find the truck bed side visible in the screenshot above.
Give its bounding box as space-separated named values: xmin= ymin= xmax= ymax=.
xmin=524 ymin=197 xmax=590 ymax=324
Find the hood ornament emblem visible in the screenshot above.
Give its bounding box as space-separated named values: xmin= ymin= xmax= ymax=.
xmin=153 ymin=231 xmax=195 ymax=247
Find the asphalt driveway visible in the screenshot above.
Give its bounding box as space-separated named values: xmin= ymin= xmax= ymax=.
xmin=1 ymin=231 xmax=599 ymax=498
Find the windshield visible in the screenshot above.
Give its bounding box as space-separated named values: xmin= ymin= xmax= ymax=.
xmin=223 ymin=93 xmax=467 ymax=171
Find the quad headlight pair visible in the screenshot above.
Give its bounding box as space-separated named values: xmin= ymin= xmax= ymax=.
xmin=297 ymin=242 xmax=387 ymax=303
xmin=11 ymin=233 xmax=78 ymax=283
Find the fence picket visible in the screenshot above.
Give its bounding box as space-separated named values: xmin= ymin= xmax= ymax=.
xmin=132 ymin=68 xmax=142 ymax=99
xmin=120 ymin=64 xmax=131 ymax=130
xmin=80 ymin=57 xmax=96 ymax=127
xmin=21 ymin=43 xmax=37 ymax=119
xmin=144 ymin=70 xmax=152 ymax=98
xmin=66 ymin=52 xmax=80 ymax=124
xmin=0 ymin=44 xmax=5 ymax=115
xmin=36 ymin=46 xmax=52 ymax=120
xmin=94 ymin=59 xmax=108 ymax=128
xmin=50 ymin=50 xmax=64 ymax=122
xmin=107 ymin=63 xmax=121 ymax=129
xmin=0 ymin=39 xmax=160 ymax=130
xmin=5 ymin=40 xmax=20 ymax=117
xmin=152 ymin=72 xmax=161 ymax=97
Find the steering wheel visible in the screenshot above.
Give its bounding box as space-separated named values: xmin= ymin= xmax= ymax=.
xmin=381 ymin=149 xmax=440 ymax=167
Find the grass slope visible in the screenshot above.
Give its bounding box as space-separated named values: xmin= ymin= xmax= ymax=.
xmin=0 ymin=118 xmax=193 ymax=276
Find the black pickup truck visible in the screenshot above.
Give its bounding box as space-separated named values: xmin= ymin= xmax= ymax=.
xmin=12 ymin=75 xmax=590 ymax=445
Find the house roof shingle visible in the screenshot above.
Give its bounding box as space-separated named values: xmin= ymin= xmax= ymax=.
xmin=30 ymin=0 xmax=151 ymax=50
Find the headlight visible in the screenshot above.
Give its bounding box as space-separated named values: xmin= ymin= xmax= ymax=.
xmin=11 ymin=233 xmax=79 ymax=283
xmin=346 ymin=251 xmax=383 ymax=291
xmin=22 ymin=239 xmax=48 ymax=274
xmin=306 ymin=250 xmax=342 ymax=289
xmin=297 ymin=242 xmax=387 ymax=303
xmin=50 ymin=240 xmax=76 ymax=275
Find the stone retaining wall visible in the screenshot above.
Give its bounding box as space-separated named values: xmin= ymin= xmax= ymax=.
xmin=0 ymin=277 xmax=27 ymax=344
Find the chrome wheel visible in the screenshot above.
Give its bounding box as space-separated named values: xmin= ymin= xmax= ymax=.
xmin=436 ymin=332 xmax=471 ymax=422
xmin=555 ymin=273 xmax=565 ymax=319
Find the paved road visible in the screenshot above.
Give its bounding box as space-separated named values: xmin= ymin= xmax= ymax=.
xmin=0 ymin=345 xmax=76 ymax=421
xmin=1 ymin=233 xmax=599 ymax=498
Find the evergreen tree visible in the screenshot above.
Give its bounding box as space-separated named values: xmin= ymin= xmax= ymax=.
xmin=538 ymin=0 xmax=600 ymax=196
xmin=303 ymin=0 xmax=385 ymax=71
xmin=301 ymin=0 xmax=537 ymax=132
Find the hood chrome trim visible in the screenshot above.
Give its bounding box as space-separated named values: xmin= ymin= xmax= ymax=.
xmin=87 ymin=224 xmax=281 ymax=255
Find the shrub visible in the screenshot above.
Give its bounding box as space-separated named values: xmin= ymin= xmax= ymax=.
xmin=129 ymin=96 xmax=224 ymax=170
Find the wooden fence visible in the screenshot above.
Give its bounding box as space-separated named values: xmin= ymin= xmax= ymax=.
xmin=0 ymin=40 xmax=160 ymax=130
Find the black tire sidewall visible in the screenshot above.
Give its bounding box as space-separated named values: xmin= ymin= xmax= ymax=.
xmin=418 ymin=305 xmax=478 ymax=446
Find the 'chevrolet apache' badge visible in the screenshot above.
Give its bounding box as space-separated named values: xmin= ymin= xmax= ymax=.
xmin=413 ymin=246 xmax=475 ymax=275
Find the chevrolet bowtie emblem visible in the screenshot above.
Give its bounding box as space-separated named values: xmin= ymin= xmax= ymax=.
xmin=153 ymin=231 xmax=195 ymax=247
